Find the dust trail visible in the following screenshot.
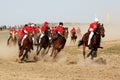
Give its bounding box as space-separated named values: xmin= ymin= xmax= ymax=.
xmin=0 ymin=41 xmax=18 ymax=61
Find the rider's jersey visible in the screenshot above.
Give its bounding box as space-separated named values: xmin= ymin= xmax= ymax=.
xmin=55 ymin=25 xmax=64 ymax=34
xmin=88 ymin=22 xmax=98 ymax=31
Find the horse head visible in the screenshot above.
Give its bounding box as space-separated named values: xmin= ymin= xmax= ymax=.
xmin=97 ymin=23 xmax=105 ymax=37
xmin=63 ymin=27 xmax=69 ymax=39
xmin=28 ymin=32 xmax=33 ymax=42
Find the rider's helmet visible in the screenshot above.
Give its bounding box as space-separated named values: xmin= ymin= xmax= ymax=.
xmin=59 ymin=22 xmax=63 ymax=26
xmin=94 ymin=18 xmax=99 ymax=22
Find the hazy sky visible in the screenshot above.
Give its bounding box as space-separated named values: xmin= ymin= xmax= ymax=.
xmin=0 ymin=0 xmax=119 ymax=25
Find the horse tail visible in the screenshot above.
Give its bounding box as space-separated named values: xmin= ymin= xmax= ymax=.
xmin=78 ymin=40 xmax=83 ymax=47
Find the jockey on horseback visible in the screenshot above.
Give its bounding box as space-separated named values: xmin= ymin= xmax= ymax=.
xmin=39 ymin=21 xmax=50 ymax=43
xmin=70 ymin=27 xmax=76 ymax=36
xmin=88 ymin=18 xmax=102 ymax=48
xmin=56 ymin=22 xmax=64 ymax=35
xmin=52 ymin=22 xmax=66 ymax=48
xmin=19 ymin=24 xmax=34 ymax=49
xmin=7 ymin=27 xmax=17 ymax=45
xmin=52 ymin=22 xmax=64 ymax=42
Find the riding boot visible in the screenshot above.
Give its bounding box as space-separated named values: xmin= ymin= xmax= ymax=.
xmin=19 ymin=45 xmax=22 ymax=50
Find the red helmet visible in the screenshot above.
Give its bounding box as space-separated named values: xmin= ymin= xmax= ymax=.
xmin=44 ymin=21 xmax=49 ymax=25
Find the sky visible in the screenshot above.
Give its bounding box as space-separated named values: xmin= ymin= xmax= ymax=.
xmin=0 ymin=0 xmax=120 ymax=25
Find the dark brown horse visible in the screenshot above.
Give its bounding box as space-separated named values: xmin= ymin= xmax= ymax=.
xmin=78 ymin=23 xmax=105 ymax=59
xmin=18 ymin=32 xmax=34 ymax=62
xmin=70 ymin=32 xmax=77 ymax=43
xmin=35 ymin=28 xmax=51 ymax=58
xmin=50 ymin=27 xmax=68 ymax=58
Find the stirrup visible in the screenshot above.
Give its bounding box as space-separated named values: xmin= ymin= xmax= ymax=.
xmin=98 ymin=46 xmax=103 ymax=49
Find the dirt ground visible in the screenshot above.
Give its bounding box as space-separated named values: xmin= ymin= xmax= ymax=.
xmin=0 ymin=30 xmax=120 ymax=80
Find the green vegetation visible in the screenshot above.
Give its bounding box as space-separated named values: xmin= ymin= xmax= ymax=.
xmin=99 ymin=45 xmax=120 ymax=55
xmin=63 ymin=44 xmax=120 ymax=55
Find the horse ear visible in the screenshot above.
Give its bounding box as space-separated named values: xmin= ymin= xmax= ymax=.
xmin=102 ymin=24 xmax=103 ymax=26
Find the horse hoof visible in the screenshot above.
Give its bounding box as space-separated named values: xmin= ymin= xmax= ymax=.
xmin=34 ymin=56 xmax=38 ymax=61
xmin=50 ymin=55 xmax=52 ymax=57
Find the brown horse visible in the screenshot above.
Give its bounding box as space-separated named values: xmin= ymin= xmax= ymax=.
xmin=78 ymin=23 xmax=105 ymax=59
xmin=7 ymin=33 xmax=17 ymax=46
xmin=70 ymin=32 xmax=77 ymax=43
xmin=18 ymin=32 xmax=34 ymax=62
xmin=50 ymin=27 xmax=68 ymax=58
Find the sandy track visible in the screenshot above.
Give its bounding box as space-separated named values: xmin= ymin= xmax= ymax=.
xmin=0 ymin=30 xmax=120 ymax=80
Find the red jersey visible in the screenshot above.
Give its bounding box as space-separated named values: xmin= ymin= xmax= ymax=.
xmin=56 ymin=25 xmax=64 ymax=34
xmin=33 ymin=27 xmax=39 ymax=34
xmin=21 ymin=25 xmax=34 ymax=34
xmin=51 ymin=27 xmax=57 ymax=33
xmin=89 ymin=22 xmax=98 ymax=31
xmin=41 ymin=25 xmax=50 ymax=32
xmin=70 ymin=28 xmax=76 ymax=34
xmin=10 ymin=29 xmax=17 ymax=34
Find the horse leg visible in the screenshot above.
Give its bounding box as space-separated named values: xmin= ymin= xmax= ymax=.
xmin=94 ymin=51 xmax=97 ymax=57
xmin=44 ymin=47 xmax=50 ymax=56
xmin=41 ymin=48 xmax=46 ymax=57
xmin=91 ymin=50 xmax=95 ymax=60
xmin=36 ymin=46 xmax=42 ymax=55
xmin=50 ymin=47 xmax=55 ymax=57
xmin=94 ymin=48 xmax=98 ymax=57
xmin=74 ymin=39 xmax=76 ymax=44
xmin=93 ymin=48 xmax=97 ymax=58
xmin=87 ymin=49 xmax=94 ymax=58
xmin=90 ymin=48 xmax=97 ymax=60
xmin=36 ymin=45 xmax=39 ymax=53
xmin=21 ymin=50 xmax=28 ymax=61
xmin=19 ymin=48 xmax=24 ymax=58
xmin=53 ymin=49 xmax=59 ymax=58
xmin=83 ymin=45 xmax=86 ymax=59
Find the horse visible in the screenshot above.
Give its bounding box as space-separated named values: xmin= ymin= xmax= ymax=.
xmin=18 ymin=32 xmax=34 ymax=62
xmin=78 ymin=23 xmax=105 ymax=59
xmin=7 ymin=33 xmax=17 ymax=46
xmin=70 ymin=32 xmax=77 ymax=43
xmin=35 ymin=28 xmax=51 ymax=59
xmin=50 ymin=27 xmax=68 ymax=58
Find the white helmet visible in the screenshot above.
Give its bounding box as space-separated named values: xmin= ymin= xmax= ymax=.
xmin=31 ymin=24 xmax=34 ymax=27
xmin=94 ymin=18 xmax=99 ymax=22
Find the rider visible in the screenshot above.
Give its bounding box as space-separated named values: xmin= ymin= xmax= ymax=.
xmin=39 ymin=21 xmax=50 ymax=43
xmin=87 ymin=18 xmax=101 ymax=48
xmin=55 ymin=22 xmax=64 ymax=35
xmin=70 ymin=27 xmax=76 ymax=36
xmin=52 ymin=22 xmax=65 ymax=47
xmin=19 ymin=24 xmax=34 ymax=49
xmin=52 ymin=22 xmax=64 ymax=41
xmin=7 ymin=27 xmax=17 ymax=45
